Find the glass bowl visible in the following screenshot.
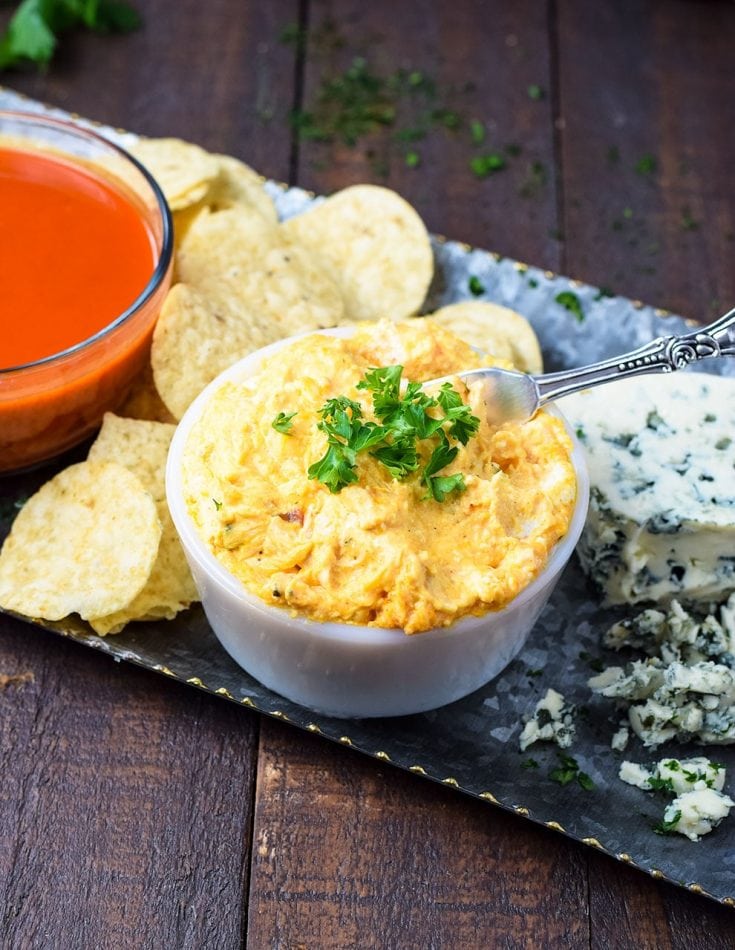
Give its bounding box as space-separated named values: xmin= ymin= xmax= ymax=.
xmin=0 ymin=110 xmax=173 ymax=474
xmin=167 ymin=329 xmax=590 ymax=719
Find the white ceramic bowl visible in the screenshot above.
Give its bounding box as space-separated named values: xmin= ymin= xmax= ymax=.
xmin=167 ymin=329 xmax=590 ymax=719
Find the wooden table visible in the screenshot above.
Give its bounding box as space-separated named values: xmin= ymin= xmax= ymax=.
xmin=2 ymin=1 xmax=735 ymax=945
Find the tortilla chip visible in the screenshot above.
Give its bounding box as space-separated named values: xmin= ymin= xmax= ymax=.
xmin=0 ymin=461 xmax=160 ymax=622
xmin=116 ymin=360 xmax=177 ymax=424
xmin=176 ymin=205 xmax=279 ymax=286
xmin=151 ymin=283 xmax=283 ymax=420
xmin=86 ymin=414 xmax=198 ymax=634
xmin=200 ymin=241 xmax=344 ymax=334
xmin=130 ymin=137 xmax=219 ymax=211
xmin=280 ymin=184 xmax=433 ymax=322
xmin=426 ymin=302 xmax=543 ymax=374
xmin=208 ymin=154 xmax=278 ymax=224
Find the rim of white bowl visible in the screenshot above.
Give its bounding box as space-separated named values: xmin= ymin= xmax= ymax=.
xmin=166 ymin=327 xmax=590 ymax=647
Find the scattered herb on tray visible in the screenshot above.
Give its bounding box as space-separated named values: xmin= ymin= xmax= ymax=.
xmin=469 ymin=152 xmax=506 ymax=178
xmin=468 ymin=275 xmax=486 ymax=296
xmin=635 ymin=154 xmax=657 ymax=175
xmin=550 ymin=753 xmax=595 ymax=791
xmin=555 ymin=290 xmax=585 ymax=323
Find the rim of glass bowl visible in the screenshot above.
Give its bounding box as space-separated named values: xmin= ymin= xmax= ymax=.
xmin=167 ymin=328 xmax=591 ymax=646
xmin=0 ymin=109 xmax=173 ymax=374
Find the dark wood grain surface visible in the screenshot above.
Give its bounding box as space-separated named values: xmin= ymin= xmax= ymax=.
xmin=1 ymin=1 xmax=735 ymax=946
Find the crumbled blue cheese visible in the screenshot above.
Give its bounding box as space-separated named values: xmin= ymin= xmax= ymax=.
xmin=619 ymin=756 xmax=731 ymax=840
xmin=610 ymin=722 xmax=630 ymax=752
xmin=619 ymin=756 xmax=726 ymax=794
xmin=562 ymin=373 xmax=735 ymax=605
xmin=519 ymin=688 xmax=576 ymax=751
xmin=663 ymin=789 xmax=734 ymax=841
xmin=590 ymin=596 xmax=735 ymax=747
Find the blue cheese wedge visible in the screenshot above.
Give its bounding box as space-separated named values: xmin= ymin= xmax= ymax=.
xmin=562 ymin=373 xmax=735 ymax=605
xmin=519 ymin=688 xmax=576 ymax=752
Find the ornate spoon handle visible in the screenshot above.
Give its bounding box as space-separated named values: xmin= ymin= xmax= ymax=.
xmin=535 ymin=304 xmax=735 ymax=406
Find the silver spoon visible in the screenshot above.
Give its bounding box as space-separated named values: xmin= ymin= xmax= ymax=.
xmin=430 ymin=304 xmax=735 ymax=426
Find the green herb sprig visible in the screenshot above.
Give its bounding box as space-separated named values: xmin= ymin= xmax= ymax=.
xmin=281 ymin=365 xmax=480 ymax=500
xmin=0 ymin=0 xmax=141 ymax=71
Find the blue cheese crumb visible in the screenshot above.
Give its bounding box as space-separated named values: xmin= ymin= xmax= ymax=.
xmin=663 ymin=789 xmax=734 ymax=841
xmin=590 ymin=595 xmax=735 ymax=747
xmin=519 ymin=688 xmax=576 ymax=752
xmin=619 ymin=756 xmax=726 ymax=794
xmin=619 ymin=757 xmax=732 ymax=840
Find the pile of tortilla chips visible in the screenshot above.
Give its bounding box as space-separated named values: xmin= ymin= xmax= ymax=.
xmin=0 ymin=136 xmax=543 ymax=636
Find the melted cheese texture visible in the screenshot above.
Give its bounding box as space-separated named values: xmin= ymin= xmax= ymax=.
xmin=182 ymin=321 xmax=577 ymax=633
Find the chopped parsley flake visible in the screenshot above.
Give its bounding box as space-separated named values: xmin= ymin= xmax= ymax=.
xmin=405 ymin=150 xmax=420 ymax=168
xmin=549 ymin=753 xmax=595 ymax=790
xmin=635 ymin=154 xmax=657 ymax=175
xmin=555 ymin=290 xmax=585 ymax=323
xmin=521 ymin=758 xmax=540 ymax=770
xmin=272 ymin=411 xmax=297 ymax=434
xmin=470 ymin=152 xmax=506 ymax=177
xmin=470 ymin=119 xmax=485 ymax=144
xmin=681 ymin=208 xmax=700 ymax=231
xmin=653 ymin=809 xmax=681 ymax=835
xmin=468 ymin=275 xmax=486 ymax=296
xmin=212 ymin=498 xmax=223 ymax=511
xmin=527 ymin=83 xmax=544 ymax=100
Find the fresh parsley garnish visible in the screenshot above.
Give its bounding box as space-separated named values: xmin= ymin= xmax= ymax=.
xmin=303 ymin=365 xmax=480 ymax=500
xmin=527 ymin=83 xmax=544 ymax=101
xmin=520 ymin=757 xmax=540 ymax=770
xmin=468 ymin=275 xmax=486 ymax=296
xmin=555 ymin=290 xmax=585 ymax=323
xmin=212 ymin=498 xmax=223 ymax=511
xmin=0 ymin=0 xmax=141 ymax=71
xmin=272 ymin=411 xmax=297 ymax=434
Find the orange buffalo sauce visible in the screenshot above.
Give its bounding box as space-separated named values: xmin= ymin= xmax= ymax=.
xmin=0 ymin=145 xmax=170 ymax=473
xmin=0 ymin=147 xmax=156 ymax=368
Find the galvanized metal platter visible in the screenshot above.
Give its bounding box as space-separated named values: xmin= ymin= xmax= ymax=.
xmin=2 ymin=87 xmax=734 ymax=907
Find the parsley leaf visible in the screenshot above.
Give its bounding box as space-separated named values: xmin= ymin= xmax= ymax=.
xmin=308 ymin=443 xmax=359 ymax=494
xmin=0 ymin=0 xmax=141 ymax=71
xmin=653 ymin=810 xmax=681 ymax=836
xmin=437 ymin=383 xmax=480 ymax=445
xmin=425 ymin=472 xmax=466 ymax=503
xmin=272 ymin=411 xmax=297 ymax=434
xmin=422 ymin=432 xmax=459 ymax=480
